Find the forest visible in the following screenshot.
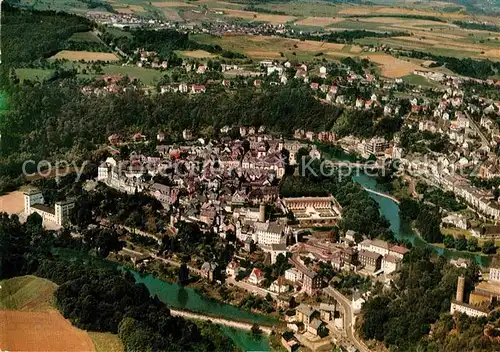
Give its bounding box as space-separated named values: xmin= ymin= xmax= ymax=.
xmin=1 ymin=3 xmax=93 ymax=67
xmin=396 ymin=50 xmax=500 ymax=79
xmin=296 ymin=29 xmax=409 ymax=44
xmin=0 ymin=212 xmax=234 ymax=351
xmin=358 ymin=247 xmax=500 ymax=351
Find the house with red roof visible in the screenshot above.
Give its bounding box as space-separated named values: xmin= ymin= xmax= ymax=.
xmin=248 ymin=268 xmax=265 ymax=286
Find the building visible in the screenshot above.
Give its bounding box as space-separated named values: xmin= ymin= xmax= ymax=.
xmin=489 ymin=267 xmax=500 ymax=283
xmin=253 ymin=221 xmax=287 ymax=246
xmin=248 ymin=268 xmax=265 ymax=286
xmin=382 ymin=254 xmax=400 ymax=274
xmin=358 ymin=250 xmax=382 ymax=273
xmin=281 ymin=196 xmax=342 ymax=227
xmin=270 ymin=243 xmax=289 ymax=264
xmin=364 ymin=137 xmax=389 ymax=155
xmin=269 ymin=278 xmax=288 ymax=293
xmin=285 ymin=268 xmax=302 ymax=283
xmin=302 ymin=269 xmax=321 ymax=295
xmin=319 ymin=303 xmax=336 ymax=322
xmin=24 ymin=189 xmax=74 ymax=227
xmin=450 ymin=275 xmax=489 ymax=318
xmin=201 ymin=262 xmax=218 ymax=282
xmin=295 ymin=304 xmax=319 ymax=328
xmin=226 ymin=260 xmax=241 ymax=277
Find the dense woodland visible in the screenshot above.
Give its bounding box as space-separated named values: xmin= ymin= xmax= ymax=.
xmin=397 ymin=50 xmax=500 ymax=79
xmin=296 ymin=30 xmax=409 ymax=44
xmin=0 ymin=212 xmax=234 ymax=351
xmin=359 ymin=247 xmax=500 ymax=351
xmin=1 ymin=3 xmax=93 ymax=66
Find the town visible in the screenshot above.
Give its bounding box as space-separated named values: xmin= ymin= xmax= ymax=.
xmin=1 ymin=2 xmax=500 ymax=352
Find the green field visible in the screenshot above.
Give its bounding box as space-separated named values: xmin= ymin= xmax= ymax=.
xmin=402 ymin=74 xmax=442 ymax=88
xmin=102 ymin=65 xmax=166 ymax=85
xmin=15 ymin=68 xmax=55 ymax=82
xmin=0 ymin=275 xmax=57 ymax=311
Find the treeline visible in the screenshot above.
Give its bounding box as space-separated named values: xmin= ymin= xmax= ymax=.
xmin=344 ymin=13 xmax=446 ymax=22
xmin=1 ymin=3 xmax=93 ymax=66
xmin=100 ymin=28 xmax=245 ymax=63
xmin=359 ymin=247 xmax=496 ymax=350
xmin=243 ymin=5 xmax=287 ymax=15
xmin=453 ymin=20 xmax=500 ymax=32
xmin=396 ymin=50 xmax=500 ymax=79
xmin=297 ymin=30 xmax=408 ymax=44
xmin=0 ymin=79 xmax=341 ymax=160
xmin=0 ymin=212 xmax=233 ymax=352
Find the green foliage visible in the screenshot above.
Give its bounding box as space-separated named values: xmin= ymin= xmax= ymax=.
xmin=360 ymin=247 xmax=480 ymax=350
xmin=397 ymin=50 xmax=500 ymax=79
xmin=399 ymin=198 xmax=420 ymax=220
xmin=0 ymin=80 xmax=340 ymax=161
xmin=400 ymin=128 xmax=452 ymax=154
xmin=453 ymin=20 xmax=500 ymax=32
xmin=415 ymin=204 xmax=443 ymax=243
xmin=297 ymin=29 xmax=409 ymax=44
xmin=2 ymin=3 xmax=92 ymax=67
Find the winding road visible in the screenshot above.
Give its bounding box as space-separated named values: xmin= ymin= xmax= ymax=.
xmin=323 ymin=286 xmax=371 ymax=352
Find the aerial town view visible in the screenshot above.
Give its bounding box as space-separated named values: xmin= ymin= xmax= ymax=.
xmin=0 ymin=0 xmax=500 ymax=351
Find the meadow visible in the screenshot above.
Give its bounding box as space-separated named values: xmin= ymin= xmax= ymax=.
xmin=50 ymin=50 xmax=121 ymax=62
xmin=0 ymin=275 xmax=123 ymax=352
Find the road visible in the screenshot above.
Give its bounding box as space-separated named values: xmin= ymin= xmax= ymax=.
xmin=465 ymin=111 xmax=490 ymax=146
xmin=170 ymin=309 xmax=272 ymax=335
xmin=323 ymin=286 xmax=371 ymax=352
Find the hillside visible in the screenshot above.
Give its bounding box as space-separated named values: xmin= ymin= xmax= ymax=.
xmin=0 ymin=275 xmax=124 ymax=352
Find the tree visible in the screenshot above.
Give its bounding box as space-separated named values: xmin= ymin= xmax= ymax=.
xmin=455 ymin=235 xmax=467 ymax=251
xmin=443 ymin=234 xmax=455 ymax=249
xmin=466 ymin=237 xmax=478 ymax=252
xmin=482 ymin=240 xmax=496 ymax=254
xmin=251 ymin=323 xmax=262 ymax=336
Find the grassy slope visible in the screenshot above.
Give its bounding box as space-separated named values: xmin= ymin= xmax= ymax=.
xmin=0 ymin=275 xmax=124 ymax=352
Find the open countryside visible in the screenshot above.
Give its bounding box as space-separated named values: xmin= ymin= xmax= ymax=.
xmin=50 ymin=50 xmax=120 ymax=62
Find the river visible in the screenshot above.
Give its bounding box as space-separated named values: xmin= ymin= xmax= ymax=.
xmin=352 ymin=171 xmax=490 ymax=266
xmin=54 ymin=248 xmax=273 ymax=351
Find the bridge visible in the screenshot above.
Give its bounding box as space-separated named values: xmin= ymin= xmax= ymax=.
xmin=363 ymin=187 xmax=400 ymax=204
xmin=328 ymin=161 xmax=383 ymax=169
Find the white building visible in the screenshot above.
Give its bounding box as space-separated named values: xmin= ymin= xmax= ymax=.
xmin=285 ymin=268 xmax=302 ymax=283
xmin=24 ymin=189 xmax=74 ymax=227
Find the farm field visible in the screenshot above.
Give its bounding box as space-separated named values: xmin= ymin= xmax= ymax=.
xmin=15 ymin=68 xmax=54 ymax=82
xmin=0 ymin=310 xmax=96 ymax=352
xmin=212 ymin=8 xmax=296 ymax=24
xmin=191 ymin=33 xmax=363 ymax=61
xmin=101 ymin=65 xmax=165 ymax=85
xmin=0 ymin=191 xmax=25 ymax=215
xmin=50 ymin=50 xmax=121 ymax=62
xmin=0 ymin=276 xmax=124 ymax=352
xmin=178 ymin=49 xmax=218 ymax=58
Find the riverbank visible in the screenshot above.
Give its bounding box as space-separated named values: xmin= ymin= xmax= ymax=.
xmin=321 ymin=149 xmax=492 ymax=266
xmin=54 ymin=248 xmax=276 ymax=351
